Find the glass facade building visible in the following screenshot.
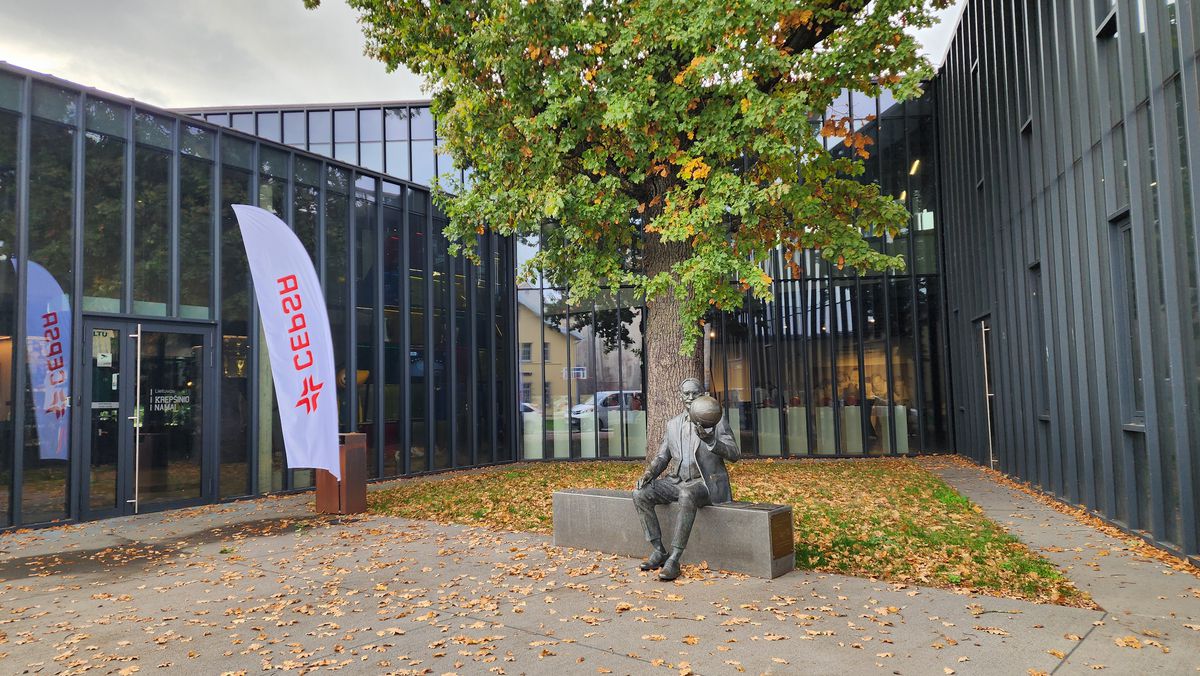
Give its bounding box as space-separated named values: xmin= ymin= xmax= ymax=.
xmin=513 ymin=90 xmax=949 ymax=461
xmin=0 ymin=63 xmax=515 ymax=528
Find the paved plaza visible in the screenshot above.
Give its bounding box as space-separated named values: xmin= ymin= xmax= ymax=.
xmin=1 ymin=461 xmax=1197 ymax=675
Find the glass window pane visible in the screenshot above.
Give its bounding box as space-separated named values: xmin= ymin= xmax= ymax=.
xmin=230 ymin=112 xmax=254 ymax=134
xmin=24 ymin=118 xmax=75 ymax=523
xmin=179 ymin=155 xmax=212 ymax=318
xmin=0 ymin=111 xmax=19 ymax=526
xmin=386 ymin=141 xmax=409 ymax=180
xmin=359 ymin=108 xmax=382 ymax=142
xmin=355 ymin=176 xmax=379 ymax=476
xmin=360 ymin=142 xmax=383 ymax=172
xmin=308 ymin=110 xmax=331 ymax=144
xmin=334 ymin=109 xmax=356 ymax=143
xmin=257 ymin=112 xmax=281 ymax=142
xmin=259 ymin=149 xmax=288 ymax=217
xmin=410 ymin=107 xmax=434 ymax=139
xmin=32 ymin=83 xmax=77 ymax=124
xmin=220 ymin=135 xmax=253 ymax=171
xmin=382 ymin=182 xmax=404 ymax=476
xmin=385 ymin=108 xmax=409 ymax=141
xmin=0 ymin=71 xmax=20 ymax=111
xmin=431 ymin=209 xmax=451 ymax=468
xmin=82 ymin=130 xmax=125 ymax=312
xmin=220 ymin=157 xmax=254 ymax=497
xmin=917 ymin=277 xmax=949 ymax=449
xmin=412 ymin=140 xmax=435 ymax=185
xmin=295 ymin=156 xmax=320 ymax=187
xmin=135 ymin=111 xmax=173 ymax=150
xmin=325 ymin=167 xmax=351 ymax=433
xmin=180 ymin=124 xmax=213 ymax=159
xmin=283 ymin=111 xmax=305 ymax=146
xmin=409 ymin=189 xmax=428 ymax=470
xmin=259 ymin=146 xmax=288 ymax=177
xmin=334 ymin=142 xmax=357 ymax=164
xmin=133 ymin=145 xmax=170 ymax=316
xmin=205 ymin=113 xmax=229 ymax=127
xmin=85 ymin=98 xmax=128 ymax=138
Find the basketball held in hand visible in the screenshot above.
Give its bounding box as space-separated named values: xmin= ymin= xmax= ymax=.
xmin=688 ymin=395 xmax=723 ymax=428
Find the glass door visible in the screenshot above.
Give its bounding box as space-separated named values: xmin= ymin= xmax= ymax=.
xmin=81 ymin=320 xmax=214 ymax=518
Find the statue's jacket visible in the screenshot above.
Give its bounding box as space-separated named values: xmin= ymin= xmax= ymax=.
xmin=646 ymin=412 xmax=740 ymax=504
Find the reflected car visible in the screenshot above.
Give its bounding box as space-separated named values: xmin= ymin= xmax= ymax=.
xmin=570 ymin=391 xmax=641 ymax=431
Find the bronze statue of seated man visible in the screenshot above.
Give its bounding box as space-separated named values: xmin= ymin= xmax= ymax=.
xmin=633 ymin=378 xmax=739 ymax=580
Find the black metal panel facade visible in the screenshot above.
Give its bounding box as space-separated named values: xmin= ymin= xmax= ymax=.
xmin=939 ymin=0 xmax=1199 ymax=557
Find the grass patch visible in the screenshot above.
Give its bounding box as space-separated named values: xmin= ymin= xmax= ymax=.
xmin=369 ymin=458 xmax=1090 ymax=606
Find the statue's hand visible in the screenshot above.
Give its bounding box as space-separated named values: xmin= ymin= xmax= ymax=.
xmin=636 ymin=473 xmax=653 ymax=490
xmin=694 ymin=421 xmax=715 ymax=442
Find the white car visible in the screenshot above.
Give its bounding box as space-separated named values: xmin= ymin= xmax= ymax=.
xmin=570 ymin=391 xmax=641 ymax=431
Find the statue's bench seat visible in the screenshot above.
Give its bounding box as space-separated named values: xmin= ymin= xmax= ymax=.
xmin=552 ymin=488 xmax=794 ymax=579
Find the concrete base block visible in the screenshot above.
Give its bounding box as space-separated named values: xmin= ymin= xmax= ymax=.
xmin=552 ymin=488 xmax=794 ymax=579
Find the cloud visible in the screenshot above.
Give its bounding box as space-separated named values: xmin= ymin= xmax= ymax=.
xmin=0 ymin=0 xmax=427 ymax=108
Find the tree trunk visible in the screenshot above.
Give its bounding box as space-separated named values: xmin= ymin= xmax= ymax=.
xmin=641 ymin=235 xmax=703 ymax=461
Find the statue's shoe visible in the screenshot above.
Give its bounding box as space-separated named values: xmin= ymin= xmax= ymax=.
xmin=639 ymin=549 xmax=670 ymax=571
xmin=658 ymin=556 xmax=681 ymax=581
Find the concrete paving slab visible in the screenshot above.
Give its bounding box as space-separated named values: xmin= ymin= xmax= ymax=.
xmin=2 ymin=464 xmax=1199 ymax=674
xmin=927 ymin=458 xmax=1200 ymax=673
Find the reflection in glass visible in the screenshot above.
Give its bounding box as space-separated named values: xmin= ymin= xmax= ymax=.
xmin=138 ymin=331 xmax=204 ymax=504
xmin=308 ymin=111 xmax=331 ymax=143
xmin=431 ymin=209 xmax=451 ymax=469
xmin=410 ymin=107 xmax=434 ymax=139
xmin=219 ymin=139 xmax=253 ymax=498
xmin=355 ymin=176 xmax=379 ymax=477
xmin=385 ymin=108 xmax=409 ymax=140
xmin=24 ymin=118 xmax=75 ymax=523
xmin=516 ymin=289 xmax=545 ymax=459
xmin=88 ymin=327 xmax=120 ymax=512
xmin=283 ymin=111 xmax=305 ymax=146
xmin=230 ymin=112 xmax=253 ymax=134
xmin=382 ymin=183 xmax=404 ymax=476
xmin=386 ymin=141 xmax=409 ymax=180
xmin=412 ymin=140 xmax=435 ymax=185
xmin=325 ymin=168 xmax=351 ymax=433
xmin=0 ymin=71 xmax=20 ymax=111
xmin=359 ymin=109 xmax=382 ymax=142
xmin=257 ymin=112 xmax=281 ymax=142
xmin=474 ymin=234 xmax=494 ymax=464
xmin=82 ymin=129 xmax=126 ymax=312
xmin=454 ymin=253 xmax=471 ymax=467
xmin=0 ymin=111 xmax=17 ymax=525
xmin=133 ymin=145 xmax=171 ymax=315
xmin=409 ymin=190 xmax=428 ymax=471
xmin=179 ymin=154 xmax=213 ymax=318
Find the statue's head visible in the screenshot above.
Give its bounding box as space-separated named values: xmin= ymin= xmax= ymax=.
xmin=678 ymin=378 xmax=704 ymax=407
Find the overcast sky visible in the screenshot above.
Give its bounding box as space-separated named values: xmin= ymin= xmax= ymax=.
xmin=0 ymin=0 xmax=966 ymax=110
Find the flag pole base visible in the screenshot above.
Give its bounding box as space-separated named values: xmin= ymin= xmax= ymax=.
xmin=315 ymin=432 xmax=368 ymax=515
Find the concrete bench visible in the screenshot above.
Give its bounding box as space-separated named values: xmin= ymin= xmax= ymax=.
xmin=552 ymin=488 xmax=794 ymax=579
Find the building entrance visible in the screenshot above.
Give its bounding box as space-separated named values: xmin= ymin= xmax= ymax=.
xmin=81 ymin=320 xmax=215 ymax=519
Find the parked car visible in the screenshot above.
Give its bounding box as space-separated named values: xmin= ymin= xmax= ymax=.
xmin=570 ymin=391 xmax=642 ymax=431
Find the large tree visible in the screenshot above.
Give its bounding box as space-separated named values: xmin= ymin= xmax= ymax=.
xmin=313 ymin=0 xmax=950 ymax=449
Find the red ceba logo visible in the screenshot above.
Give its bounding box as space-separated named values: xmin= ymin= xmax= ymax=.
xmin=41 ymin=312 xmax=68 ymax=418
xmin=278 ymin=274 xmax=323 ymax=414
